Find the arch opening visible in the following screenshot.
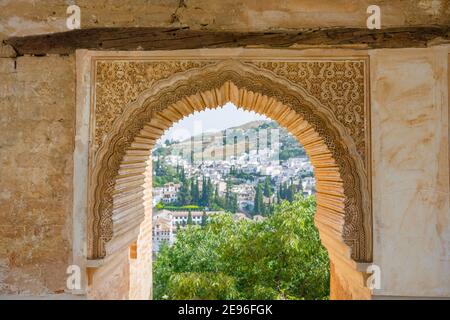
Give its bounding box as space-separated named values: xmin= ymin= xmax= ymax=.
xmin=151 ymin=103 xmax=328 ymax=300
xmin=85 ymin=59 xmax=372 ymax=300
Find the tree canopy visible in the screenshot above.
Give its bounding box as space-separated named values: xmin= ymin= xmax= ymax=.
xmin=153 ymin=196 xmax=329 ymax=300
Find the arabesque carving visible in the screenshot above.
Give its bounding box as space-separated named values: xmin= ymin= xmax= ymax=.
xmin=94 ymin=60 xmax=367 ymax=161
xmin=250 ymin=61 xmax=367 ymax=162
xmin=94 ymin=60 xmax=215 ymax=152
xmin=88 ymin=57 xmax=372 ymax=264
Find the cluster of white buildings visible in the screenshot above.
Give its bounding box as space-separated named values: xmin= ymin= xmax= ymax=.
xmin=152 ymin=182 xmax=181 ymax=206
xmin=274 ymin=157 xmax=314 ymax=185
xmin=152 ymin=212 xmax=174 ymax=253
xmin=231 ymin=183 xmax=255 ymax=211
xmin=152 ymin=129 xmax=317 ymax=256
xmin=152 ymin=153 xmax=316 ymax=211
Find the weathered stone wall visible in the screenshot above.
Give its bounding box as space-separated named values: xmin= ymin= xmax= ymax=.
xmin=371 ymin=47 xmax=450 ymax=298
xmin=0 ymin=55 xmax=75 ymax=295
xmin=1 ymin=0 xmax=450 ymax=41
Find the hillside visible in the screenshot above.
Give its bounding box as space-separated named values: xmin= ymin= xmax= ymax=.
xmin=153 ymin=120 xmax=306 ymax=162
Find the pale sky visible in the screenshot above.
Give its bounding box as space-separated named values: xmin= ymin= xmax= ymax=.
xmin=159 ymin=103 xmax=269 ymax=143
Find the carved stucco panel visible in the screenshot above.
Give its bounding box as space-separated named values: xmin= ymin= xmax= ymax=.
xmin=250 ymin=61 xmax=367 ymax=162
xmin=94 ymin=60 xmax=367 ymax=162
xmin=94 ymin=60 xmax=215 ymax=152
xmin=89 ymin=57 xmax=371 ymax=262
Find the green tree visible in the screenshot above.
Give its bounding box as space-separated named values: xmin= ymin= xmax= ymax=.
xmin=213 ymin=186 xmax=225 ymax=209
xmin=263 ymin=176 xmax=272 ymax=197
xmin=224 ymin=178 xmax=233 ymax=211
xmin=253 ymin=183 xmax=265 ymax=216
xmin=191 ymin=178 xmax=200 ymax=205
xmin=298 ymin=177 xmax=303 ymax=193
xmin=201 ymin=210 xmax=208 ymax=227
xmin=166 ymin=272 xmax=239 ymax=300
xmin=178 ymin=166 xmax=186 ymax=183
xmin=287 ymin=183 xmax=296 ymax=202
xmin=178 ymin=177 xmax=191 ymax=206
xmin=187 ymin=211 xmax=193 ymax=226
xmin=152 ymin=159 xmax=180 ymax=187
xmin=276 ymin=185 xmax=282 ymax=204
xmin=200 ymin=176 xmax=208 ymax=207
xmin=206 ymin=178 xmax=214 ymax=208
xmin=153 ymin=196 xmax=329 ymax=300
xmin=155 ymin=157 xmax=162 ymax=176
xmin=281 ymin=182 xmax=288 ymax=200
xmin=229 ymin=193 xmax=238 ymax=213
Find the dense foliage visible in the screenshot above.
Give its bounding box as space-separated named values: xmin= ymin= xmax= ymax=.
xmin=153 ymin=158 xmax=180 ymax=187
xmin=153 ymin=196 xmax=330 ymax=300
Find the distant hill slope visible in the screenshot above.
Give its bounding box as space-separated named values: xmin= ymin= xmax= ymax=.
xmin=153 ymin=120 xmax=306 ymax=161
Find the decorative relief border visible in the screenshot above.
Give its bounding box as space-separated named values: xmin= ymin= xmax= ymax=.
xmin=92 ymin=59 xmax=368 ymax=163
xmin=86 ymin=51 xmax=372 ymax=263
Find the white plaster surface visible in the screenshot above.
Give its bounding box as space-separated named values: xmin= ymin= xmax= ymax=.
xmin=370 ymin=47 xmax=450 ymax=297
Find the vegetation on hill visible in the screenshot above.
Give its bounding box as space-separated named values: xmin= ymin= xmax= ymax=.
xmin=153 ymin=120 xmax=306 ymax=163
xmin=153 ymin=158 xmax=180 ymax=187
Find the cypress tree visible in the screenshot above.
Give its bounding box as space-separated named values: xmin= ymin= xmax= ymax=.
xmin=155 ymin=157 xmax=163 ymax=176
xmin=206 ymin=178 xmax=214 ymax=208
xmin=231 ymin=194 xmax=238 ymax=213
xmin=298 ymin=177 xmax=303 ymax=193
xmin=253 ymin=183 xmax=264 ymax=216
xmin=187 ymin=211 xmax=193 ymax=226
xmin=191 ymin=178 xmax=200 ymax=205
xmin=287 ymin=183 xmax=296 ymax=202
xmin=215 ymin=186 xmax=226 ymax=209
xmin=225 ymin=178 xmax=232 ymax=211
xmin=277 ymin=185 xmax=282 ymax=204
xmin=282 ymin=182 xmax=288 ymax=200
xmin=201 ymin=176 xmax=208 ymax=207
xmin=179 ymin=166 xmax=186 ymax=183
xmin=263 ymin=176 xmax=272 ymax=197
xmin=201 ymin=210 xmax=208 ymax=227
xmin=178 ymin=177 xmax=191 ymax=206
